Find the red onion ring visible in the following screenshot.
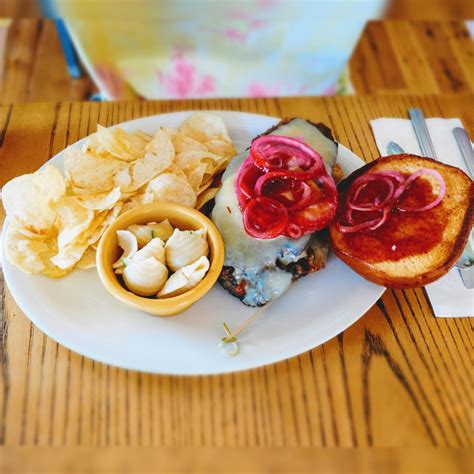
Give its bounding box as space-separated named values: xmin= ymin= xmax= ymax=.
xmin=254 ymin=172 xmax=315 ymax=211
xmin=337 ymin=168 xmax=446 ymax=234
xmin=336 ymin=207 xmax=390 ymax=233
xmin=347 ymin=174 xmax=395 ymax=211
xmin=250 ymin=135 xmax=325 ymax=180
xmin=285 ymin=223 xmax=303 ymax=239
xmin=242 ymin=197 xmax=288 ymax=239
xmin=396 ymin=169 xmax=446 ymax=212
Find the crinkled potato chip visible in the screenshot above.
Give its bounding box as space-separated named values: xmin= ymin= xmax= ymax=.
xmin=172 ymin=134 xmax=207 ymax=154
xmin=76 ymin=247 xmax=97 ymax=270
xmin=76 ymin=187 xmax=122 ymax=211
xmin=196 ymin=187 xmax=219 ymax=210
xmin=95 ymin=125 xmax=150 ymax=161
xmin=179 ymin=112 xmax=231 ymax=144
xmin=64 ymin=147 xmax=126 ymax=193
xmin=121 ymin=191 xmax=154 ymax=214
xmin=203 ymin=139 xmax=236 ymax=160
xmin=146 ymin=173 xmax=196 ymax=207
xmin=55 ymin=197 xmax=95 ymax=249
xmin=186 ymin=164 xmax=207 ymax=192
xmin=51 ymin=241 xmax=90 ymax=270
xmin=5 ymin=224 xmax=71 ymax=278
xmin=2 ymin=166 xmax=66 ymax=236
xmin=174 ymin=150 xmax=224 ymax=191
xmin=116 ymin=129 xmax=175 ymax=192
xmin=86 ymin=203 xmax=123 ymax=247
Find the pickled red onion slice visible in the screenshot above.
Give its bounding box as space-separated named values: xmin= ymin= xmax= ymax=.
xmin=347 ymin=174 xmax=395 ymax=211
xmin=337 ymin=168 xmax=446 ymax=234
xmin=254 ymin=172 xmax=315 ymax=211
xmin=396 ymin=169 xmax=446 ymax=212
xmin=285 ymin=223 xmax=303 ymax=239
xmin=243 ymin=197 xmax=288 ymax=239
xmin=336 ymin=207 xmax=390 ymax=233
xmin=235 ymin=157 xmax=263 ymax=207
xmin=289 ymin=175 xmax=338 ymax=233
xmin=250 ymin=135 xmax=325 ymax=180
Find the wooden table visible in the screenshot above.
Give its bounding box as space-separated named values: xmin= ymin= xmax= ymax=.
xmin=1 ymin=20 xmax=473 ymax=103
xmin=0 ymin=96 xmax=472 ymax=473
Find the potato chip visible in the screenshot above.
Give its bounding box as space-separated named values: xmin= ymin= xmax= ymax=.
xmin=146 ymin=173 xmax=196 ymax=207
xmin=197 ymin=177 xmax=215 ymax=195
xmin=5 ymin=224 xmax=71 ymax=278
xmin=2 ymin=166 xmax=66 ymax=236
xmin=121 ymin=191 xmax=154 ymax=214
xmin=86 ymin=202 xmax=123 ymax=246
xmin=179 ymin=112 xmax=231 ymax=144
xmin=174 ymin=150 xmax=225 ymax=191
xmin=116 ymin=129 xmax=175 ymax=192
xmin=76 ymin=187 xmax=122 ymax=211
xmin=195 ymin=187 xmax=219 ymax=210
xmin=203 ymin=139 xmax=236 ymax=160
xmin=186 ymin=164 xmax=207 ymax=192
xmin=113 ymin=166 xmax=132 ymax=190
xmin=173 ymin=134 xmax=207 ymax=154
xmin=162 ymin=163 xmax=187 ymax=178
xmin=55 ymin=197 xmax=95 ymax=249
xmin=50 ymin=241 xmax=90 ymax=270
xmin=64 ymin=147 xmax=126 ymax=193
xmin=76 ymin=247 xmax=97 ymax=270
xmin=95 ymin=125 xmax=150 ymax=161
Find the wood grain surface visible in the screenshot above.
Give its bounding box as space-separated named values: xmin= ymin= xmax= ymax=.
xmin=1 ymin=19 xmax=473 ymax=103
xmin=0 ymin=95 xmax=472 ymax=449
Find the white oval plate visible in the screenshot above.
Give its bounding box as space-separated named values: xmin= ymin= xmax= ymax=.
xmin=2 ymin=111 xmax=384 ymax=375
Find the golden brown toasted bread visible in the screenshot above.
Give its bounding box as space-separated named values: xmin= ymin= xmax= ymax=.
xmin=329 ymin=154 xmax=474 ymax=288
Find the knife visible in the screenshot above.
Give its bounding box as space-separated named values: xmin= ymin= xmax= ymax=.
xmin=408 ymin=108 xmax=438 ymax=159
xmin=452 ymin=127 xmax=474 ymax=178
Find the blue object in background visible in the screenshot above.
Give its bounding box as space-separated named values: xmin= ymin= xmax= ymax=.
xmin=54 ymin=19 xmax=82 ymax=79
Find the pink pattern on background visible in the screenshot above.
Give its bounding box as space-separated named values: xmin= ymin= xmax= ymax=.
xmin=223 ymin=28 xmax=247 ymax=42
xmin=157 ymin=52 xmax=215 ymax=99
xmin=249 ymin=19 xmax=264 ymax=28
xmin=95 ymin=64 xmax=124 ymax=99
xmin=322 ymin=84 xmax=337 ymax=96
xmin=247 ymin=82 xmax=280 ymax=97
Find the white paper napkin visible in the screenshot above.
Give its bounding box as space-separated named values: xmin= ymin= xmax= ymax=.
xmin=370 ymin=117 xmax=473 ymax=317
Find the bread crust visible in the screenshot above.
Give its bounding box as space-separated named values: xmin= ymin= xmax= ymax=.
xmin=329 ymin=154 xmax=474 ymax=288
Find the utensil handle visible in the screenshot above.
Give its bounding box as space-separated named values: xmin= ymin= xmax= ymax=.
xmin=408 ymin=108 xmax=437 ymax=160
xmin=453 ymin=127 xmax=474 ymax=178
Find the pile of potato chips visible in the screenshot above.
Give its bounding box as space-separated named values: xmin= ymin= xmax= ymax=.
xmin=3 ymin=112 xmax=236 ymax=278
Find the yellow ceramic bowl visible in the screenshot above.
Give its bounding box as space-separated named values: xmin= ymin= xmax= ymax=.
xmin=96 ymin=202 xmax=224 ymax=317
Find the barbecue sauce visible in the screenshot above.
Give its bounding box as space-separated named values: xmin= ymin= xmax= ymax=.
xmin=339 ymin=174 xmax=447 ymax=263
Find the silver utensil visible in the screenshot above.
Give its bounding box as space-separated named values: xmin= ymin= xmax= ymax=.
xmin=408 ymin=108 xmax=438 ymax=159
xmin=452 ymin=127 xmax=474 ymax=177
xmin=386 ymin=141 xmax=404 ymax=155
xmin=387 ymin=139 xmax=473 ymax=289
xmin=452 ymin=127 xmax=474 ymax=288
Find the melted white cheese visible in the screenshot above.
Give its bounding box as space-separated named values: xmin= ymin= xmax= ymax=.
xmin=212 ymin=119 xmax=337 ymax=306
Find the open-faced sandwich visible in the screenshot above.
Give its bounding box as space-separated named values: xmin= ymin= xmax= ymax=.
xmin=329 ymin=154 xmax=474 ymax=288
xmin=212 ymin=118 xmax=341 ymax=306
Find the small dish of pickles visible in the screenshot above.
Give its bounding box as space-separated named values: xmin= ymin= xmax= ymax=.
xmin=96 ymin=202 xmax=224 ymax=316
